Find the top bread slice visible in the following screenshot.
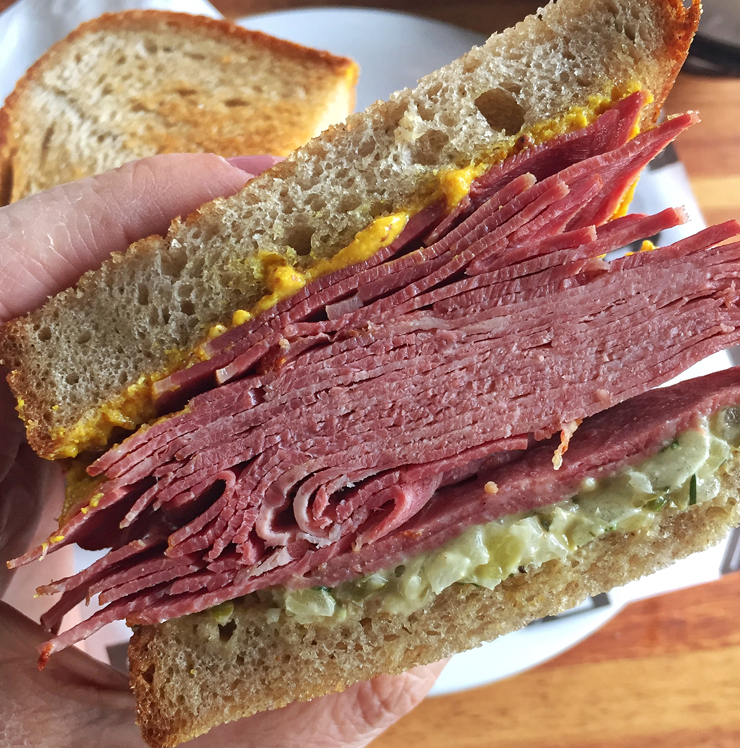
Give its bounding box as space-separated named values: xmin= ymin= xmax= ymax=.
xmin=0 ymin=11 xmax=359 ymax=204
xmin=0 ymin=0 xmax=700 ymax=460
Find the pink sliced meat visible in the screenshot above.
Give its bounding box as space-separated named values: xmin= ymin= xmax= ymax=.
xmin=18 ymin=93 xmax=740 ymax=663
xmin=307 ymin=366 xmax=740 ymax=587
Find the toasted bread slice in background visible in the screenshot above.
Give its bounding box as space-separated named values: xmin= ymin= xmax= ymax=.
xmin=0 ymin=10 xmax=358 ymax=204
xmin=0 ymin=0 xmax=700 ymax=462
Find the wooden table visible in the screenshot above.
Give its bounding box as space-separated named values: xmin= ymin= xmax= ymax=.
xmin=3 ymin=1 xmax=740 ymax=745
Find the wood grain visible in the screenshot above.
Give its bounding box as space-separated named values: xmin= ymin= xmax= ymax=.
xmin=665 ymin=74 xmax=740 ymax=227
xmin=373 ymin=574 xmax=740 ymax=748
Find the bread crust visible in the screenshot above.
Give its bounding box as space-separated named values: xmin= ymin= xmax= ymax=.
xmin=129 ymin=464 xmax=739 ymax=748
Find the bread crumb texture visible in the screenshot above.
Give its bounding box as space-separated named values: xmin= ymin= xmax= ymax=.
xmin=0 ymin=10 xmax=358 ymax=203
xmin=0 ymin=0 xmax=698 ymax=460
xmin=130 ymin=462 xmax=739 ymax=748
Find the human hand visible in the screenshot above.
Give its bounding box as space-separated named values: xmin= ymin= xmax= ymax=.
xmin=0 ymin=155 xmax=444 ymax=747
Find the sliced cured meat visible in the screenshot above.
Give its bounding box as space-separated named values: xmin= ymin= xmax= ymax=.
xmin=16 ymin=92 xmax=740 ymax=660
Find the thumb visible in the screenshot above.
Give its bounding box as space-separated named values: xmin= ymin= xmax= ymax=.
xmin=0 ymin=153 xmax=255 ymax=323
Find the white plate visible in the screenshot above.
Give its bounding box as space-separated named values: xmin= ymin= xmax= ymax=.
xmin=238 ymin=7 xmax=486 ymax=112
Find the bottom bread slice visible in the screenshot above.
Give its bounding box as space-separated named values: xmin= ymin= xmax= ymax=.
xmin=129 ymin=466 xmax=740 ymax=748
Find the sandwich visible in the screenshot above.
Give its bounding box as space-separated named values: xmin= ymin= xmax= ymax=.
xmin=0 ymin=11 xmax=358 ymax=204
xmin=4 ymin=0 xmax=740 ymax=746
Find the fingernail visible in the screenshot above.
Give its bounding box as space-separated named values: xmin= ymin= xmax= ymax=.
xmin=226 ymin=155 xmax=284 ymax=175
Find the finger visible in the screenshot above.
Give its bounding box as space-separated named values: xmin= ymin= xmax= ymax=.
xmin=0 ymin=375 xmax=24 ymax=484
xmin=0 ymin=602 xmax=144 ymax=748
xmin=226 ymin=155 xmax=284 ymax=175
xmin=1 ymin=594 xmax=444 ymax=748
xmin=0 ymin=153 xmax=253 ymax=323
xmin=0 ymin=445 xmax=59 ymax=597
xmin=195 ymin=660 xmax=447 ymax=748
xmin=1 ymin=456 xmax=69 ymax=619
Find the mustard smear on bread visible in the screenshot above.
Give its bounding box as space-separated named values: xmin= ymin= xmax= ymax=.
xmin=235 ymin=407 xmax=739 ymax=626
xmin=46 ymin=83 xmax=645 ymax=461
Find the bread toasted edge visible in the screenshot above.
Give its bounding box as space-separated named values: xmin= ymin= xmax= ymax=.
xmin=129 ymin=458 xmax=739 ymax=748
xmin=0 ymin=9 xmax=359 ymax=205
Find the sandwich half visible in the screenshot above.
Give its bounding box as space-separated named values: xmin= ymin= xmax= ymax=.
xmin=7 ymin=0 xmax=740 ymax=746
xmin=0 ymin=11 xmax=358 ymax=203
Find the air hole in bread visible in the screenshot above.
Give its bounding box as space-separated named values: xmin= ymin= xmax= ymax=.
xmin=40 ymin=126 xmax=54 ymax=165
xmin=144 ymin=40 xmax=158 ymax=55
xmin=623 ymin=21 xmax=637 ymax=41
xmin=76 ymin=331 xmax=91 ymax=345
xmin=131 ymin=102 xmax=148 ymax=113
xmin=357 ymin=139 xmax=375 ymax=159
xmin=417 ymin=102 xmax=436 ymax=122
xmin=284 ymin=225 xmax=314 ymax=256
xmin=190 ymin=257 xmax=205 ymax=277
xmin=180 ymin=300 xmax=195 ymax=316
xmin=176 ymin=88 xmax=198 ymax=97
xmin=142 ymin=664 xmax=156 ymax=684
xmin=413 ymin=130 xmax=451 ymax=166
xmin=0 ymin=158 xmax=13 ymax=207
xmin=306 ymin=194 xmax=325 ymax=212
xmin=218 ymin=620 xmax=236 ymax=643
xmin=426 ymin=81 xmax=444 ymax=99
xmin=339 ymin=193 xmax=362 ymax=213
xmin=185 ymin=52 xmax=206 ymax=61
xmin=65 ymin=373 xmax=79 ymax=385
xmin=137 ymin=284 xmax=150 ymax=306
xmin=463 ymin=56 xmax=482 ymax=74
xmin=177 ymin=283 xmax=193 ymax=300
xmin=224 ymin=98 xmax=249 ymax=108
xmin=161 ymin=250 xmax=188 ymax=279
xmin=37 ymin=326 xmax=52 ymax=342
xmin=474 ymin=88 xmax=525 ymax=135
